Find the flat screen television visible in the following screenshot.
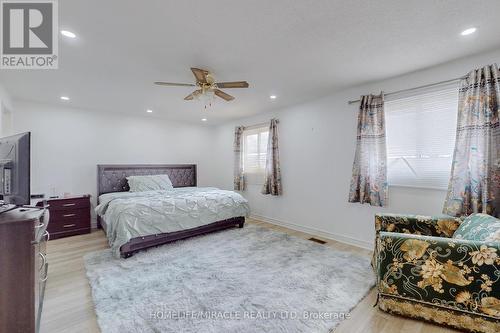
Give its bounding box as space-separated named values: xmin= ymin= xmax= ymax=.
xmin=0 ymin=132 xmax=30 ymax=207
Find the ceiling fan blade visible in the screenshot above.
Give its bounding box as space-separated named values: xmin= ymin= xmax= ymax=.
xmin=184 ymin=89 xmax=202 ymax=100
xmin=215 ymin=81 xmax=249 ymax=89
xmin=155 ymin=82 xmax=195 ymax=87
xmin=214 ymin=89 xmax=235 ymax=101
xmin=191 ymin=68 xmax=209 ymax=83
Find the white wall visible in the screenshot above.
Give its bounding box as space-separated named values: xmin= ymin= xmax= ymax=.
xmin=0 ymin=84 xmax=13 ymax=137
xmin=9 ymin=48 xmax=500 ymax=246
xmin=12 ymin=101 xmax=215 ymax=208
xmin=210 ymin=48 xmax=500 ymax=249
xmin=0 ymin=84 xmax=13 ymax=111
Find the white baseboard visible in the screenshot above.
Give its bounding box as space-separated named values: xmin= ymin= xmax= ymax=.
xmin=250 ymin=214 xmax=374 ymax=250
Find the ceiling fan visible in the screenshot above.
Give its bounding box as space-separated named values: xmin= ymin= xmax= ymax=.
xmin=154 ymin=68 xmax=249 ymax=102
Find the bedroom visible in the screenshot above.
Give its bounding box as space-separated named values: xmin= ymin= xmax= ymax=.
xmin=0 ymin=1 xmax=500 ymax=332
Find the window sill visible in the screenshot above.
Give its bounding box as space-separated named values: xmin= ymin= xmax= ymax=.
xmin=389 ymin=184 xmax=447 ymax=191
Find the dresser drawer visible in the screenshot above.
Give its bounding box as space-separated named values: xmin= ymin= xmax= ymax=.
xmin=37 ymin=195 xmax=92 ymax=239
xmin=33 ymin=209 xmax=49 ymax=243
xmin=47 ymin=197 xmax=90 ymax=211
xmin=48 ymin=208 xmax=90 ymax=233
xmin=49 ymin=218 xmax=89 ymax=233
xmin=0 ymin=208 xmax=47 ymax=333
xmin=35 ymin=244 xmax=48 ymax=333
xmin=50 ymin=207 xmax=90 ymax=222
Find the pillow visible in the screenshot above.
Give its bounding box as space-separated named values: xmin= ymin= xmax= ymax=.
xmin=126 ymin=174 xmax=173 ymax=192
xmin=452 ymin=213 xmax=500 ymax=242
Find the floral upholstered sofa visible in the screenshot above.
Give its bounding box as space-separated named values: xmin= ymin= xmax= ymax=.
xmin=374 ymin=213 xmax=500 ymax=333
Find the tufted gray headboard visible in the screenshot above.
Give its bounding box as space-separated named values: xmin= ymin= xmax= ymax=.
xmin=97 ymin=164 xmax=197 ymax=197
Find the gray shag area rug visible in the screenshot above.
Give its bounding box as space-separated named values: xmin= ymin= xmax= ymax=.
xmin=84 ymin=224 xmax=374 ymax=333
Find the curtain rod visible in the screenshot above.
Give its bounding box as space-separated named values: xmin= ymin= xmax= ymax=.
xmin=347 ymin=76 xmax=466 ymax=105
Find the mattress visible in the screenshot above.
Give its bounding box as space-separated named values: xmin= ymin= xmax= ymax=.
xmin=95 ymin=187 xmax=250 ymax=257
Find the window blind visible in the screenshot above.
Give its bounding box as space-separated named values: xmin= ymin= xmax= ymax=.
xmin=243 ymin=126 xmax=269 ymax=175
xmin=385 ymin=86 xmax=458 ymax=190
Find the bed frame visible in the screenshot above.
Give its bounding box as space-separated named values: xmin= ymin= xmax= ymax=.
xmin=97 ymin=164 xmax=245 ymax=258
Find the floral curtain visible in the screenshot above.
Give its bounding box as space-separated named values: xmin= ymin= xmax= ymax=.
xmin=262 ymin=119 xmax=282 ymax=195
xmin=443 ymin=64 xmax=500 ymax=217
xmin=234 ymin=126 xmax=245 ymax=191
xmin=348 ymin=93 xmax=387 ymax=206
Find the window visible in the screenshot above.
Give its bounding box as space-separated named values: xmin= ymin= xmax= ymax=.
xmin=243 ymin=126 xmax=269 ymax=181
xmin=385 ymin=86 xmax=458 ymax=189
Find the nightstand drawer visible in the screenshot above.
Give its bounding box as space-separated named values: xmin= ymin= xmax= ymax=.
xmin=49 ymin=218 xmax=88 ymax=233
xmin=48 ymin=208 xmax=90 ymax=232
xmin=47 ymin=197 xmax=90 ymax=211
xmin=37 ymin=195 xmax=91 ymax=239
xmin=50 ymin=207 xmax=90 ymax=222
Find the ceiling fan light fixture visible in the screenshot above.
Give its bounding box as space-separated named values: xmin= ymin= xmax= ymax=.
xmin=198 ymin=89 xmax=216 ymax=110
xmin=270 ymin=95 xmax=277 ymax=100
xmin=156 ymin=67 xmax=246 ymax=103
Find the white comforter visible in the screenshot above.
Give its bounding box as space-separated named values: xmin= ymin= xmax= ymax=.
xmin=95 ymin=187 xmax=250 ymax=257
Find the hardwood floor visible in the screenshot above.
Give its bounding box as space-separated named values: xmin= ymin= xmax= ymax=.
xmin=41 ymin=218 xmax=459 ymax=333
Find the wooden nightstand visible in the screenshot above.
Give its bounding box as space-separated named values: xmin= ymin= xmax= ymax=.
xmin=37 ymin=195 xmax=91 ymax=240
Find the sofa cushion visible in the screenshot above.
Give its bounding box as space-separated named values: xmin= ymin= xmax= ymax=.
xmin=452 ymin=213 xmax=500 ymax=242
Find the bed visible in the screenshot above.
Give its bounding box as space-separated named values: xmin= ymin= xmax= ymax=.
xmin=96 ymin=164 xmax=249 ymax=258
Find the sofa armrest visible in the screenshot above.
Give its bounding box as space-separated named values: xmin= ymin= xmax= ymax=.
xmin=376 ymin=231 xmax=500 ymax=319
xmin=375 ymin=213 xmax=461 ymax=238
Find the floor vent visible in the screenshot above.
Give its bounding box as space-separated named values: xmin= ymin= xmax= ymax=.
xmin=308 ymin=237 xmax=327 ymax=244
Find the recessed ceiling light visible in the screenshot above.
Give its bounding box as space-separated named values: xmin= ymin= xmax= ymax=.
xmin=461 ymin=27 xmax=477 ymax=36
xmin=146 ymin=109 xmax=153 ymax=113
xmin=61 ymin=30 xmax=76 ymax=38
xmin=270 ymin=95 xmax=277 ymax=100
xmin=60 ymin=96 xmax=70 ymax=101
xmin=201 ymin=118 xmax=207 ymax=122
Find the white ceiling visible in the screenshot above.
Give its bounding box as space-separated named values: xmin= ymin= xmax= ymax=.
xmin=2 ymin=0 xmax=500 ymax=124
